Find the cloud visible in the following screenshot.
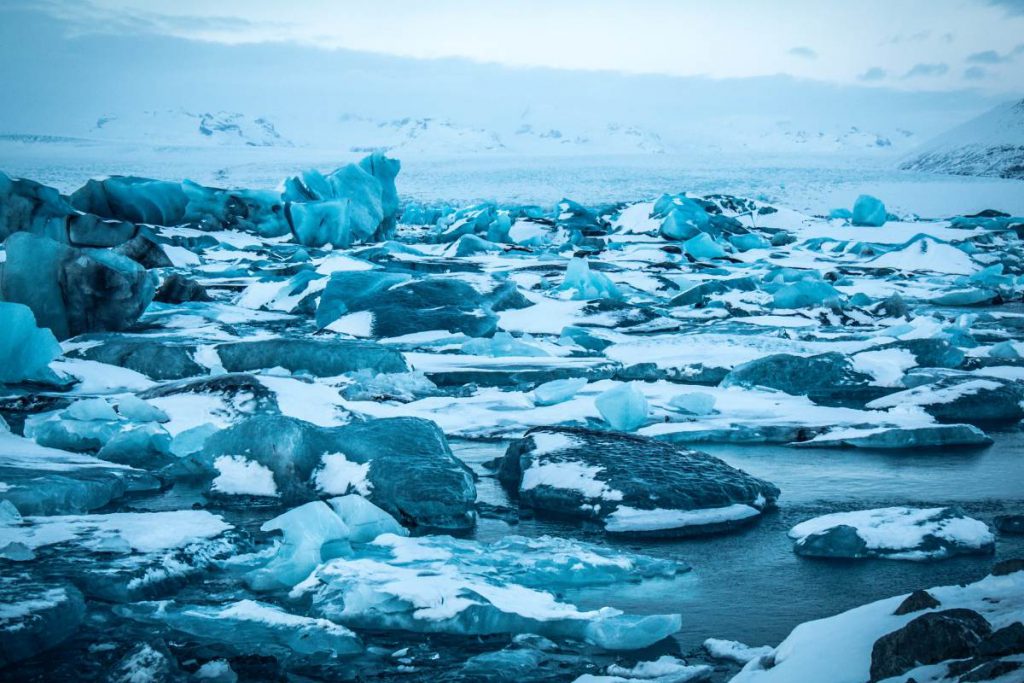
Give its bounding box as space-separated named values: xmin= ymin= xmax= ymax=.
xmin=903 ymin=62 xmax=949 ymax=78
xmin=858 ymin=67 xmax=887 ymax=81
xmin=964 ymin=66 xmax=989 ymax=79
xmin=787 ymin=46 xmax=817 ymax=59
xmin=967 ymin=49 xmax=1011 ymax=63
xmin=984 ymin=0 xmax=1024 ymax=15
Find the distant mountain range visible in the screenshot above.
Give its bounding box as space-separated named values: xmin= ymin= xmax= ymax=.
xmin=900 ymin=98 xmax=1024 ymax=179
xmin=0 ymin=107 xmax=922 ymax=160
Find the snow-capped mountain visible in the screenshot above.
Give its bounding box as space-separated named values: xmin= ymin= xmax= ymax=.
xmin=899 ymin=98 xmax=1024 ymax=179
xmin=722 ymin=121 xmax=916 ymax=155
xmin=89 ymin=110 xmax=292 ymax=147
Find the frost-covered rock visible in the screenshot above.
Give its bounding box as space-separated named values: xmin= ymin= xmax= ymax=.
xmin=866 ymin=377 xmax=1024 ymax=425
xmin=721 ymin=352 xmax=887 ymax=407
xmin=732 ymin=569 xmax=1024 ymax=683
xmin=214 ymin=338 xmax=408 ymax=376
xmin=196 ymin=415 xmax=476 ymax=530
xmin=499 ymin=427 xmax=779 ymax=536
xmin=789 ymin=507 xmax=995 ymax=560
xmin=316 ymin=271 xmax=498 ymax=337
xmin=1 ymin=232 xmax=155 ymax=340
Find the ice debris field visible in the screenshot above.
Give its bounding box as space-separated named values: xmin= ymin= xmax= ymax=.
xmin=1 ymin=154 xmax=1023 ymax=682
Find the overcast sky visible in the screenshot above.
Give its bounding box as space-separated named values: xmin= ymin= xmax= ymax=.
xmin=27 ymin=0 xmax=1024 ymax=92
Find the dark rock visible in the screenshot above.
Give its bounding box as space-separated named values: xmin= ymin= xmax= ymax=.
xmin=869 ymin=609 xmax=992 ymax=681
xmin=977 ymin=622 xmax=1024 ymax=657
xmin=958 ymin=659 xmax=1022 ymax=682
xmin=498 ymin=426 xmax=779 ymax=537
xmin=197 ymin=415 xmax=476 ymax=531
xmin=154 ymin=273 xmax=211 ymax=303
xmin=215 ymin=338 xmax=408 ymax=377
xmin=894 ymin=590 xmax=941 ymax=615
xmin=721 ymin=352 xmax=892 ymax=407
xmin=69 ymin=337 xmax=204 ymax=380
xmin=995 ymin=515 xmax=1024 ymax=535
xmin=992 ymin=558 xmax=1024 ymax=576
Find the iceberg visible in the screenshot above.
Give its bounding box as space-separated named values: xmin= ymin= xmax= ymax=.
xmin=851 ymin=194 xmax=887 ymax=227
xmin=866 ymin=377 xmax=1024 ymax=425
xmin=215 ymin=338 xmax=408 ymax=376
xmin=245 ymin=501 xmax=352 ymax=591
xmin=532 ymin=377 xmax=588 ymax=406
xmin=1 ymin=232 xmax=155 ymax=340
xmin=770 ymin=279 xmax=844 ymax=309
xmin=721 ymin=352 xmax=885 ymax=407
xmin=789 ymin=506 xmax=994 ymax=560
xmin=0 ymin=577 xmax=85 ymax=667
xmin=659 ymin=199 xmax=710 ymax=241
xmin=682 ymin=233 xmax=727 ymax=259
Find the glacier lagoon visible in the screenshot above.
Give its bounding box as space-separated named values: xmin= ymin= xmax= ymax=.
xmin=1 ymin=151 xmax=1024 ymax=682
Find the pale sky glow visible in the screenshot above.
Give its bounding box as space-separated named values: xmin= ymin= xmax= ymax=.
xmin=36 ymin=0 xmax=1024 ymax=92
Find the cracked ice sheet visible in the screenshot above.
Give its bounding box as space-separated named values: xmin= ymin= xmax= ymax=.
xmin=337 ymin=380 xmax=938 ymax=440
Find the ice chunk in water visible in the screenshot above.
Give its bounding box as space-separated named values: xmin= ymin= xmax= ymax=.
xmin=0 ymin=302 xmax=64 ymax=387
xmin=659 ymin=199 xmax=710 ymax=241
xmin=117 ymin=599 xmax=362 ymax=660
xmin=560 ymin=258 xmax=622 ymax=300
xmin=532 ymin=377 xmax=588 ymax=406
xmin=0 ymin=577 xmax=86 ymax=667
xmin=851 ymin=194 xmax=887 ymax=227
xmin=595 ymin=383 xmax=649 ymax=431
xmin=246 ymin=501 xmax=351 ymax=591
xmin=789 ymin=506 xmax=995 ymax=560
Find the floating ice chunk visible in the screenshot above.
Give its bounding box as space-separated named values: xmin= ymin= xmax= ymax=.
xmin=721 ymin=352 xmax=880 ymax=406
xmin=668 ymin=392 xmax=716 ymax=416
xmin=65 ymin=397 xmax=119 ymax=422
xmin=851 ymin=194 xmax=887 ymax=227
xmin=828 ymin=208 xmax=853 ymax=220
xmin=789 ymin=507 xmax=994 ymax=560
xmin=771 ymin=280 xmax=844 ymax=309
xmin=793 ymin=424 xmax=992 ymax=450
xmin=247 ymin=501 xmax=351 ymax=591
xmin=605 ymin=504 xmax=760 ymax=534
xmin=595 ymin=383 xmax=649 ymax=431
xmin=703 ymin=638 xmax=773 ymax=664
xmin=682 ymin=233 xmax=727 ymax=259
xmin=117 ymin=599 xmax=362 ymax=660
xmin=211 ymin=456 xmax=279 ymax=497
xmin=532 ymin=377 xmax=588 ymax=406
xmin=328 ymin=495 xmax=407 ymax=543
xmin=930 ymin=287 xmax=997 ymax=306
xmin=500 ymin=427 xmax=779 ymax=536
xmin=193 ymin=660 xmax=237 ymax=683
xmin=730 ymin=233 xmax=771 ymax=252
xmin=462 ymin=332 xmax=549 ymax=357
xmin=0 ymin=302 xmax=65 ymax=386
xmin=299 ymin=556 xmax=680 ymax=650
xmin=598 ymin=655 xmax=712 ymax=682
xmin=215 ymin=338 xmax=408 ymax=377
xmin=560 ymin=258 xmax=622 ymax=300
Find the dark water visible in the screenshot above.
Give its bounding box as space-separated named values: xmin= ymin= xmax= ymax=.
xmin=453 ymin=431 xmax=1024 ymax=652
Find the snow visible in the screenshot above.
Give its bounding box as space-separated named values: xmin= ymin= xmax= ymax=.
xmin=869 ymin=237 xmax=978 ymax=275
xmin=851 ymin=348 xmax=916 ymax=387
xmin=703 ymin=638 xmax=773 ymax=664
xmin=315 ymin=454 xmax=372 ymax=496
xmin=788 ymin=506 xmax=994 ymax=560
xmin=521 ymin=460 xmax=623 ymax=502
xmin=604 ymin=504 xmax=761 ymax=533
xmin=211 ymin=456 xmax=279 ymax=497
xmin=731 ymin=571 xmax=1024 ymax=683
xmin=2 ymin=510 xmax=231 ymax=554
xmin=867 ymin=379 xmax=1003 ymax=409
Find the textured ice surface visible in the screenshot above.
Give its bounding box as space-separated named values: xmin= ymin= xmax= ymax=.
xmin=788 ymin=506 xmax=995 ymax=560
xmin=0 ymin=302 xmax=65 ymax=386
xmin=595 ymin=383 xmax=650 ymax=431
xmin=500 ymin=427 xmax=779 ymax=536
